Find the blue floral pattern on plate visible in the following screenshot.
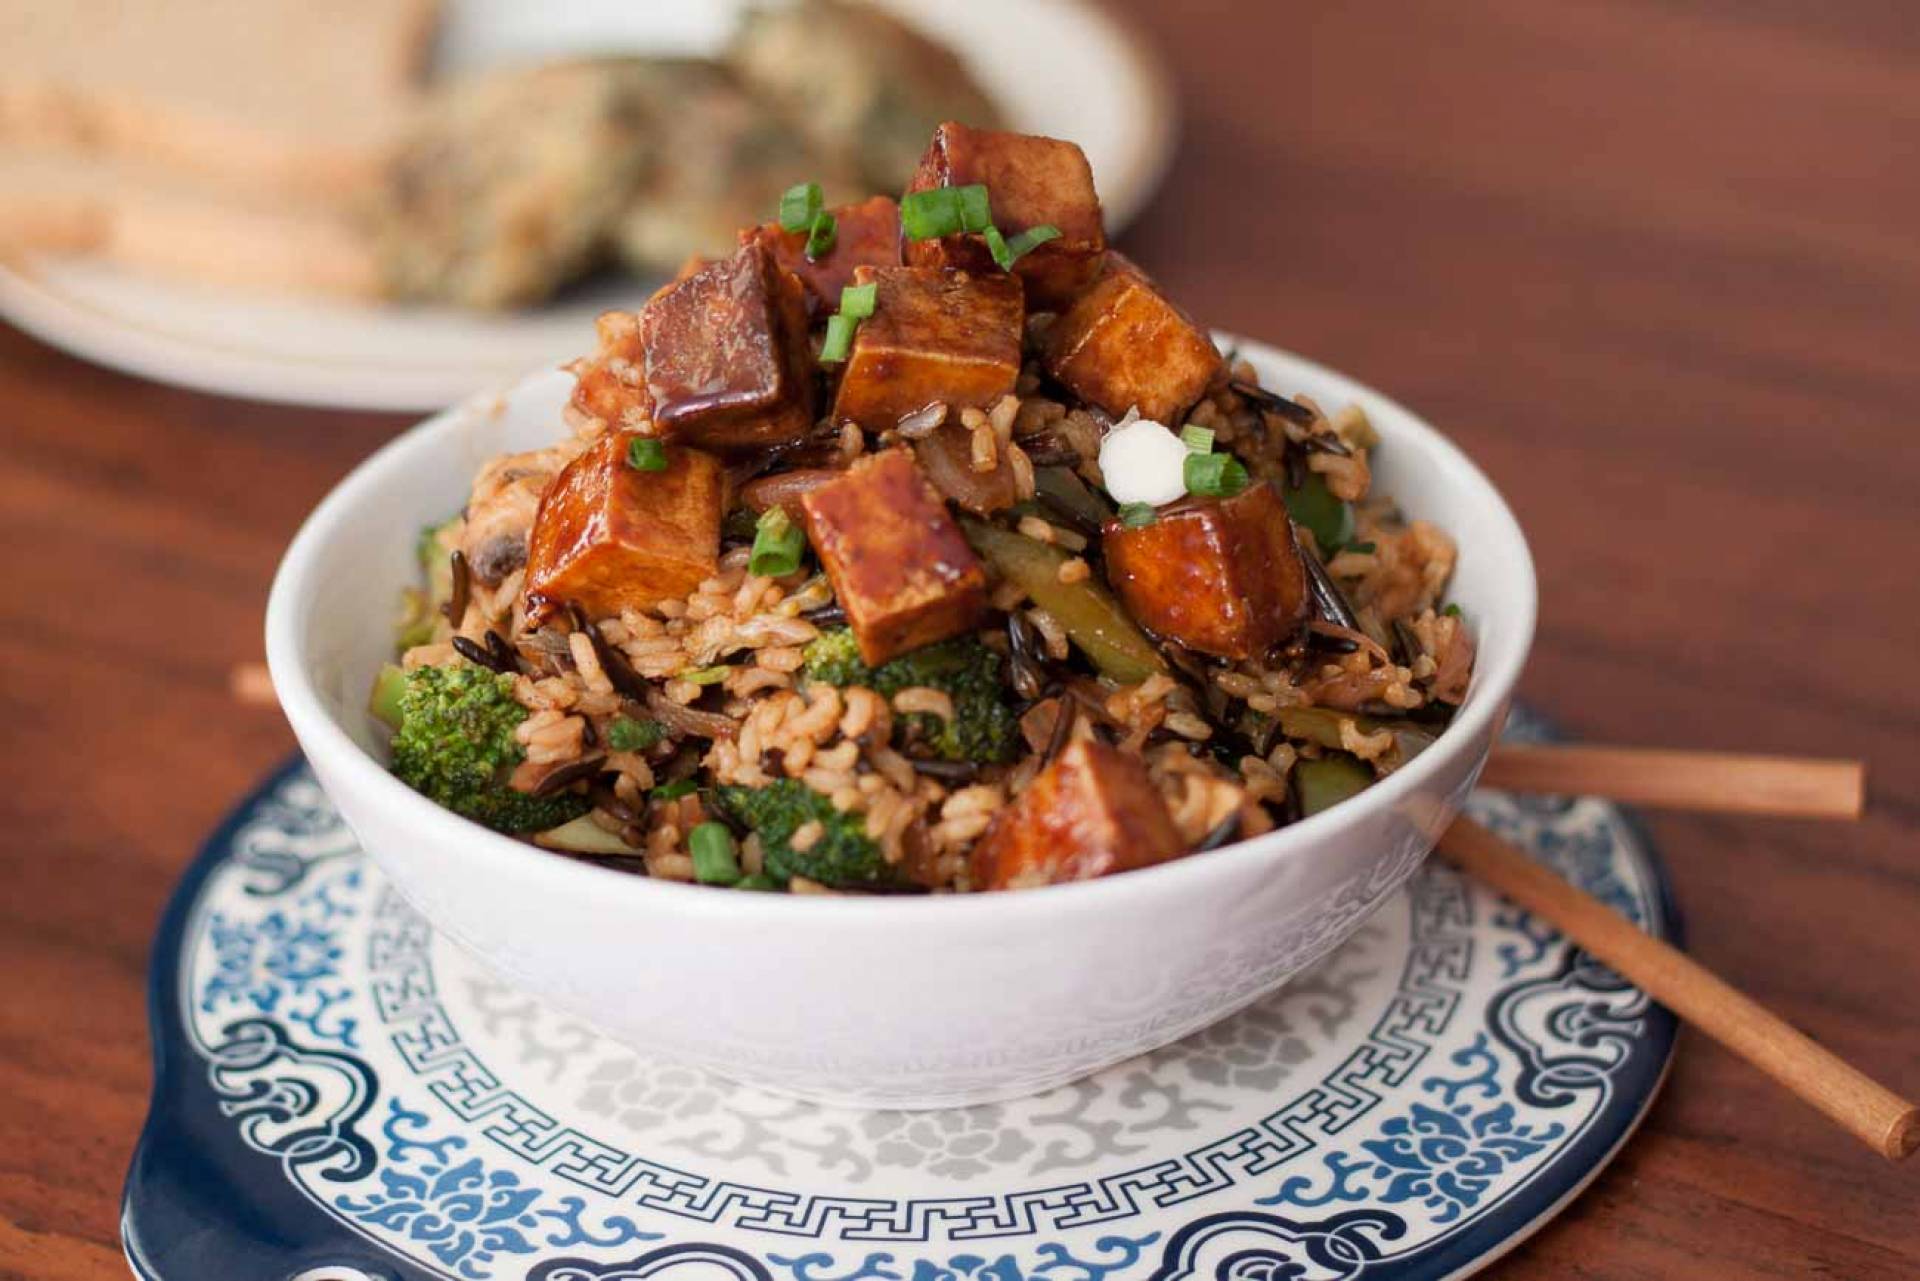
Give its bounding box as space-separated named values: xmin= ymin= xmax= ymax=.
xmin=124 ymin=713 xmax=1677 ymax=1281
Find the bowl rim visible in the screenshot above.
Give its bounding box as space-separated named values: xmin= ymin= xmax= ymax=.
xmin=265 ymin=336 xmax=1537 ymax=924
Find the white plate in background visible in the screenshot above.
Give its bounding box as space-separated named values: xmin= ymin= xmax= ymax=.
xmin=0 ymin=0 xmax=1175 ymax=412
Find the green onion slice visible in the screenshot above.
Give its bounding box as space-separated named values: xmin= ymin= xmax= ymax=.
xmin=1179 ymin=424 xmax=1215 ymax=453
xmin=749 ymin=505 xmax=807 ymax=578
xmin=838 ymin=281 xmax=877 ymax=320
xmin=1001 ymin=223 xmax=1061 ymax=265
xmin=956 ymin=184 xmax=993 ymax=233
xmin=819 ymin=312 xmax=857 ymax=364
xmin=983 ymin=224 xmax=1012 ymax=270
xmin=804 ymin=209 xmax=837 ymax=260
xmin=680 ymin=665 xmax=732 ymax=686
xmin=1118 ymin=502 xmax=1157 ymax=528
xmin=778 ymin=182 xmax=823 ymax=232
xmin=650 ymin=778 xmax=697 ymax=802
xmin=626 ymin=437 xmax=667 ymax=472
xmin=689 ymin=822 xmax=742 ymax=885
xmin=1184 ymin=451 xmax=1249 ymax=499
xmin=900 ymin=187 xmax=966 ymax=240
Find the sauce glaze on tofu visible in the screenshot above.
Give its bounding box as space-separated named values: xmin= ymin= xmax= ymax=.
xmin=523 ymin=432 xmax=726 ymax=627
xmin=829 ymin=266 xmax=1023 ymax=432
xmin=741 ymin=194 xmax=903 ymax=314
xmin=799 ymin=448 xmax=987 ymax=665
xmin=971 ymin=741 xmax=1183 ymax=890
xmin=1042 ymin=252 xmax=1224 ymax=423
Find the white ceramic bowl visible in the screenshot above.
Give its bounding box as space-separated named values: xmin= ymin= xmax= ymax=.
xmin=265 ymin=338 xmax=1536 ymax=1109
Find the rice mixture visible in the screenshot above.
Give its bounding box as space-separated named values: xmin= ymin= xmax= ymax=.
xmin=375 ymin=121 xmax=1475 ymax=894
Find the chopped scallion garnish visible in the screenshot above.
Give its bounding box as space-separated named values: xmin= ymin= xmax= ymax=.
xmin=778 ymin=181 xmax=823 ymax=232
xmin=626 ymin=437 xmax=667 ymax=472
xmin=804 ymin=209 xmax=837 ymax=260
xmin=1184 ymin=452 xmax=1249 ymax=499
xmin=1118 ymin=502 xmax=1158 ymax=528
xmin=956 ymin=183 xmax=993 ymax=233
xmin=689 ymin=822 xmax=742 ymax=885
xmin=839 ymin=281 xmax=877 ymax=320
xmin=982 ymin=224 xmax=1012 ymax=269
xmin=680 ymin=665 xmax=732 ymax=686
xmin=1001 ymin=223 xmax=1061 ymax=265
xmin=650 ymin=778 xmax=697 ymax=802
xmin=606 ymin=717 xmax=665 ymax=752
xmin=819 ymin=312 xmax=857 ymax=364
xmin=1179 ymin=424 xmax=1215 ymax=454
xmin=900 ymin=186 xmax=966 ymax=239
xmin=749 ymin=505 xmax=807 ymax=578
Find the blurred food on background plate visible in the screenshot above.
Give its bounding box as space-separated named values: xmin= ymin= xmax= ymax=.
xmin=0 ymin=0 xmax=999 ymax=310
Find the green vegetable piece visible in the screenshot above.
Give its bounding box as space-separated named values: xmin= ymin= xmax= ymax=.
xmin=690 ymin=822 xmax=742 ymax=885
xmin=962 ymin=519 xmax=1167 ymax=684
xmin=956 ymin=183 xmax=993 ymax=233
xmin=650 ymin=778 xmax=697 ymax=802
xmin=838 ymin=281 xmax=877 ymax=319
xmin=1179 ymin=424 xmax=1214 ymax=453
xmin=1295 ymin=755 xmax=1374 ymax=817
xmin=1001 ymin=223 xmax=1061 ymax=264
xmin=734 ymin=873 xmax=784 ymax=892
xmin=533 ymin=813 xmax=636 ymax=856
xmin=1443 ymin=602 xmax=1463 ymax=619
xmin=900 ymin=187 xmax=965 ymax=239
xmin=385 ymin=663 xmax=588 ymax=833
xmin=369 ymin=662 xmax=408 ymax=731
xmin=679 ymin=665 xmax=732 ymax=686
xmin=801 ymin=629 xmax=1017 ymax=764
xmin=1282 ymin=471 xmax=1355 ymax=554
xmin=711 ymin=780 xmax=897 ymax=888
xmin=1184 ymin=451 xmax=1249 ymax=498
xmin=983 ymin=224 xmax=1012 ymax=269
xmin=819 ymin=312 xmax=857 ymax=364
xmin=804 ymin=209 xmax=837 ymax=260
xmin=778 ymin=181 xmax=823 ymax=232
xmin=749 ymin=505 xmax=807 ymax=578
xmin=627 ymin=437 xmax=667 ymax=472
xmin=1033 ymin=466 xmax=1113 ymax=529
xmin=606 ymin=717 xmax=665 ymax=752
xmin=397 ymin=514 xmax=461 ymax=650
xmin=1118 ymin=502 xmax=1157 ymax=528
xmin=1346 ymin=541 xmax=1377 ymax=555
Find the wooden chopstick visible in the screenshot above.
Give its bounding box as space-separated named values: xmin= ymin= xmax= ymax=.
xmin=1439 ymin=816 xmax=1918 ymax=1161
xmin=1481 ymin=744 xmax=1865 ymax=820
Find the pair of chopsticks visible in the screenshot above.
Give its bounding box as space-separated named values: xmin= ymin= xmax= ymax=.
xmin=225 ymin=662 xmax=1913 ymax=1158
xmin=1458 ymin=745 xmax=1915 ymax=1162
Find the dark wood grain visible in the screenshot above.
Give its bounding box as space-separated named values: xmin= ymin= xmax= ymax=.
xmin=1 ymin=2 xmax=1916 ymax=1275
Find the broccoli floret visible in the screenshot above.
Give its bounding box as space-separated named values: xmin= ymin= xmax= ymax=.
xmin=800 ymin=629 xmax=1016 ymax=763
xmin=388 ymin=663 xmax=588 ymax=833
xmin=711 ymin=780 xmax=898 ymax=889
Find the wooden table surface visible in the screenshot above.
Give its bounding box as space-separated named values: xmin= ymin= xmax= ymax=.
xmin=3 ymin=2 xmax=1916 ymax=1276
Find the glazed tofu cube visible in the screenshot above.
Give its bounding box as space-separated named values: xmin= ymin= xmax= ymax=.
xmin=799 ymin=448 xmax=987 ymax=664
xmin=829 ymin=266 xmax=1022 ymax=433
xmin=971 ymin=740 xmax=1183 ymax=891
xmin=741 ymin=195 xmax=902 ymax=314
xmin=1042 ymin=254 xmax=1223 ymax=422
xmin=1101 ymin=481 xmax=1308 ymax=660
xmin=568 ymin=309 xmax=651 ymax=431
xmin=637 ymin=240 xmax=816 ymax=450
xmin=903 ymin=122 xmax=1104 ymax=309
xmin=523 ymin=431 xmax=725 ymax=626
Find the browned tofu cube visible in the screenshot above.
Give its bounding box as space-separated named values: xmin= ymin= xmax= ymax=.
xmin=741 ymin=195 xmax=902 ymax=314
xmin=568 ymin=310 xmax=651 ymax=431
xmin=902 ymin=122 xmax=1104 ymax=309
xmin=636 ymin=240 xmax=816 ymax=450
xmin=523 ymin=431 xmax=725 ymax=626
xmin=971 ymin=740 xmax=1184 ymax=891
xmin=829 ymin=266 xmax=1022 ymax=433
xmin=1101 ymin=481 xmax=1308 ymax=660
xmin=799 ymin=448 xmax=987 ymax=664
xmin=1042 ymin=254 xmax=1223 ymax=422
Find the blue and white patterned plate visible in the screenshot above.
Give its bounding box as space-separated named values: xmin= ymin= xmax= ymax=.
xmin=123 ymin=716 xmax=1678 ymax=1281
